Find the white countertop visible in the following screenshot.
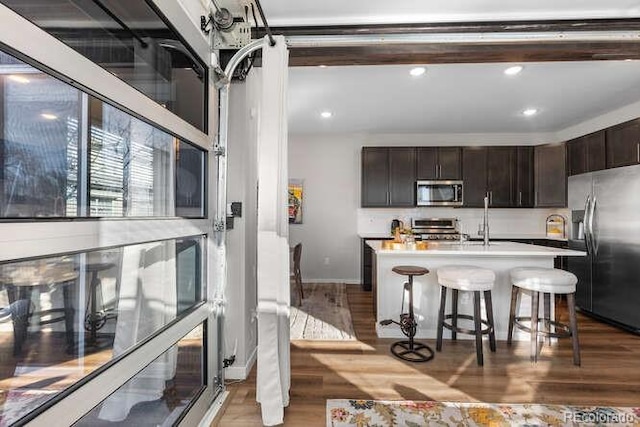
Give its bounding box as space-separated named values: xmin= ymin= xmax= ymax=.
xmin=366 ymin=240 xmax=585 ymax=257
xmin=359 ymin=232 xmax=568 ymax=242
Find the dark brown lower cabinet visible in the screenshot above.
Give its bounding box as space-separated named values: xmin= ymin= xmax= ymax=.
xmin=362 ymin=238 xmax=392 ymax=291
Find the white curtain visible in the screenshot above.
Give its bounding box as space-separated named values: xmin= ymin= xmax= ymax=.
xmin=98 ymin=240 xmax=178 ymax=422
xmin=255 ymin=35 xmax=291 ymax=426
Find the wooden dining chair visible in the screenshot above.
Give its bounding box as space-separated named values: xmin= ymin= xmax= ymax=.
xmin=291 ymin=243 xmax=303 ymax=304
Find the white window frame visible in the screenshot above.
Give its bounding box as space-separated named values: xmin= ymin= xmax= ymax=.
xmin=0 ymin=2 xmax=221 ymax=425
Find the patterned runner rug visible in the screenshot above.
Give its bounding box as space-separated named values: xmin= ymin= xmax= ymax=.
xmin=327 ymin=399 xmax=640 ymax=426
xmin=290 ymin=283 xmax=356 ymax=340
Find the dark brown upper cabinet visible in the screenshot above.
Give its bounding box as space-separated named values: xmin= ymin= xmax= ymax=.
xmin=361 ymin=147 xmax=416 ymax=207
xmin=534 ymin=143 xmax=567 ymax=207
xmin=515 ymin=146 xmax=534 ymax=207
xmin=606 ymin=119 xmax=640 ymax=169
xmin=416 ymin=147 xmax=462 ymax=180
xmin=567 ymin=130 xmax=606 ymax=176
xmin=462 ymin=147 xmax=488 ymax=207
xmin=487 ymin=147 xmax=516 ymax=207
xmin=463 ymin=146 xmax=518 ymax=208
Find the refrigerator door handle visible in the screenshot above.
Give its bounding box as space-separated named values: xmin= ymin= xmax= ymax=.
xmin=584 ymin=195 xmax=592 ymax=255
xmin=589 ymin=196 xmax=598 ymax=255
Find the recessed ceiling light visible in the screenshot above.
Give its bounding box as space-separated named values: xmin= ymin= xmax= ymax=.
xmin=8 ymin=74 xmax=30 ymax=84
xmin=409 ymin=67 xmax=426 ymax=77
xmin=318 ymin=64 xmax=328 ymax=68
xmin=522 ymin=108 xmax=538 ymax=117
xmin=41 ymin=113 xmax=58 ymax=120
xmin=504 ymin=65 xmax=523 ymax=76
xmin=320 ymin=111 xmax=333 ymax=119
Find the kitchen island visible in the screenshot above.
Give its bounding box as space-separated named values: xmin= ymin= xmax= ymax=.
xmin=368 ymin=241 xmax=585 ymax=341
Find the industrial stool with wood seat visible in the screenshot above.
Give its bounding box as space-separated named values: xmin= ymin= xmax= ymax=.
xmin=507 ymin=267 xmax=580 ymax=366
xmin=436 ymin=265 xmax=496 ymax=366
xmin=379 ymin=266 xmax=434 ymax=363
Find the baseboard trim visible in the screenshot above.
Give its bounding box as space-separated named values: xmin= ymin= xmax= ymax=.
xmin=224 ymin=345 xmax=257 ymax=380
xmin=304 ymin=279 xmax=361 ymax=285
xmin=198 ymin=390 xmax=229 ymax=427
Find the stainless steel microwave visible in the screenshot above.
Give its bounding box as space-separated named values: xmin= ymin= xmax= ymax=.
xmin=416 ymin=180 xmax=464 ymax=206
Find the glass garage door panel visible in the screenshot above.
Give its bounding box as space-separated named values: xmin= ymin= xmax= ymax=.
xmin=74 ymin=323 xmax=205 ymax=426
xmin=0 ymin=0 xmax=207 ymax=131
xmin=0 ymin=236 xmax=204 ymax=425
xmin=0 ymin=50 xmax=80 ymax=218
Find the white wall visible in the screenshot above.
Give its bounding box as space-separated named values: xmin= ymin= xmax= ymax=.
xmin=288 ymin=133 xmax=568 ymax=283
xmin=224 ymin=69 xmax=261 ymax=379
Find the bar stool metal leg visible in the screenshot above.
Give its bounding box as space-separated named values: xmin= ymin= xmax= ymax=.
xmin=530 ymin=291 xmax=540 ymax=362
xmin=436 ymin=286 xmax=446 ymax=351
xmin=544 ymin=292 xmax=552 ymax=346
xmin=484 ymin=290 xmax=496 ymax=352
xmin=473 ymin=291 xmax=484 ymax=366
xmin=567 ymin=293 xmax=581 ymax=366
xmin=451 ymin=289 xmax=459 ymax=341
xmin=507 ymin=286 xmax=519 ymax=345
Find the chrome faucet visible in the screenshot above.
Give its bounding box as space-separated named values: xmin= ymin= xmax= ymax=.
xmin=477 ymin=194 xmax=490 ymax=246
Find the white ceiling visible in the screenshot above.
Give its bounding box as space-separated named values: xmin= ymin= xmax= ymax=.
xmin=287 ymin=61 xmax=640 ymax=135
xmin=260 ymin=0 xmax=640 ymax=27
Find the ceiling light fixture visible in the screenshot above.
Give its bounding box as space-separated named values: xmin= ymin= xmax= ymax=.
xmin=504 ymin=65 xmax=523 ymax=76
xmin=318 ymin=64 xmax=328 ymax=68
xmin=41 ymin=113 xmax=58 ymax=120
xmin=320 ymin=111 xmax=333 ymax=119
xmin=8 ymin=74 xmax=30 ymax=84
xmin=522 ymin=108 xmax=538 ymax=117
xmin=409 ymin=67 xmax=426 ymax=77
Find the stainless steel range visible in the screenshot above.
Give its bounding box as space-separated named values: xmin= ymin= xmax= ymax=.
xmin=411 ymin=218 xmax=460 ymax=241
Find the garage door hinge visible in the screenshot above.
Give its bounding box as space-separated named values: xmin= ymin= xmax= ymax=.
xmin=213 ymin=220 xmax=226 ymax=232
xmin=214 ymin=144 xmax=226 ymax=157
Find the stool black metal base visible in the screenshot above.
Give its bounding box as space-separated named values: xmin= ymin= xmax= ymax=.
xmin=380 ymin=265 xmax=433 ymax=363
xmin=390 ymin=340 xmax=435 ymax=362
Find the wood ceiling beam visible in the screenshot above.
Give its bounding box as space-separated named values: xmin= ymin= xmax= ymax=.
xmin=251 ymin=19 xmax=640 ymax=66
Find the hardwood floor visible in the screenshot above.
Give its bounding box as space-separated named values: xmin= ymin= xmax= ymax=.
xmin=217 ymin=284 xmax=640 ymax=426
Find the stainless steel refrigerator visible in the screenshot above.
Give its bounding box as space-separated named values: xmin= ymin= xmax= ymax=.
xmin=568 ymin=164 xmax=640 ymax=334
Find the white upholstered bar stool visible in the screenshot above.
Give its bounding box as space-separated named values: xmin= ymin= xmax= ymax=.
xmin=507 ymin=267 xmax=580 ymax=366
xmin=436 ymin=265 xmax=496 ymax=366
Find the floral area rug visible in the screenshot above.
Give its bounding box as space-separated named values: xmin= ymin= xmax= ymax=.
xmin=327 ymin=399 xmax=640 ymax=426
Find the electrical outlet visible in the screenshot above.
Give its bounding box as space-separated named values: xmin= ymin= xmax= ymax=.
xmin=324 ymin=257 xmax=330 ymax=265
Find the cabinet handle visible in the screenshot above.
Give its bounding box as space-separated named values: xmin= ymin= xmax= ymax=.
xmin=519 ymin=191 xmax=522 ymax=206
xmin=387 ymin=191 xmax=390 ymax=205
xmin=439 ymin=164 xmax=442 ymax=178
xmin=489 ymin=191 xmax=493 ymax=205
xmin=637 ymin=142 xmax=639 ymax=164
xmin=535 ymin=191 xmax=538 ymax=206
xmin=435 ymin=164 xmax=438 ymax=178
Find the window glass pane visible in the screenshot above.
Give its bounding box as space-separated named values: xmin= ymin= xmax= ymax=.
xmin=0 ymin=236 xmax=204 ymax=425
xmin=90 ymin=97 xmax=174 ymax=217
xmin=0 ymin=0 xmax=207 ymax=131
xmin=176 ymin=140 xmax=205 ymax=218
xmin=0 ymin=50 xmax=80 ymax=218
xmin=75 ymin=323 xmax=204 ymax=426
